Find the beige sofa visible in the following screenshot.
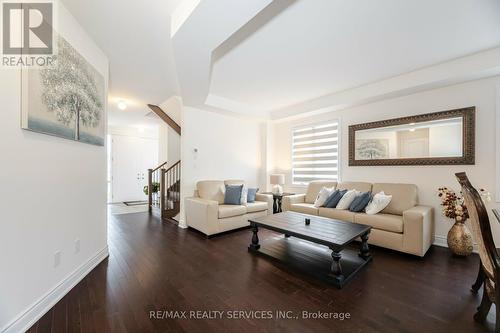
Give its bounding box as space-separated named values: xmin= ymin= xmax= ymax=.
xmin=282 ymin=181 xmax=434 ymax=256
xmin=185 ymin=180 xmax=273 ymax=237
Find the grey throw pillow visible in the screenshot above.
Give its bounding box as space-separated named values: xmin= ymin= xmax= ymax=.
xmin=324 ymin=189 xmax=347 ymax=208
xmin=349 ymin=192 xmax=372 ymax=212
xmin=224 ymin=185 xmax=243 ymax=205
xmin=247 ymin=188 xmax=259 ymax=203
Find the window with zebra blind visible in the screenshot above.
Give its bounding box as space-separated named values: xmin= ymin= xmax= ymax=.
xmin=292 ymin=121 xmax=340 ymax=185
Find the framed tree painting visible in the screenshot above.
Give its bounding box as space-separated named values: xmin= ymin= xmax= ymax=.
xmin=21 ymin=34 xmax=105 ymax=146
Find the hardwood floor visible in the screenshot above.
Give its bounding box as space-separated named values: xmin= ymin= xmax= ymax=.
xmin=28 ymin=212 xmax=496 ymax=333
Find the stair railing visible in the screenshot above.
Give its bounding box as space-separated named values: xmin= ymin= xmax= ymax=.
xmin=148 ymin=160 xmax=181 ymax=219
xmin=161 ymin=160 xmax=181 ymax=219
xmin=148 ymin=161 xmax=167 ymax=212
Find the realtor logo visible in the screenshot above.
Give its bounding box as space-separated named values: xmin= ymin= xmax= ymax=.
xmin=2 ymin=0 xmax=55 ymax=67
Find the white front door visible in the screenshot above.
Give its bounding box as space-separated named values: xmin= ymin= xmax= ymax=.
xmin=111 ymin=135 xmax=158 ymax=203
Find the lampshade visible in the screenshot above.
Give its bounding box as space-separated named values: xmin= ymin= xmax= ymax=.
xmin=270 ymin=174 xmax=285 ymax=185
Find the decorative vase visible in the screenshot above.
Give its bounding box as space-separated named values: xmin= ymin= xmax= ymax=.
xmin=447 ymin=220 xmax=473 ymax=256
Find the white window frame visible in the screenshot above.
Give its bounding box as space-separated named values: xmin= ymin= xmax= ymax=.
xmin=291 ymin=118 xmax=341 ymax=186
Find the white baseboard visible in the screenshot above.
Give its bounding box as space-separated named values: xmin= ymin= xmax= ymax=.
xmin=433 ymin=235 xmax=478 ymax=253
xmin=177 ymin=215 xmax=188 ymax=229
xmin=1 ymin=246 xmax=109 ymax=333
xmin=433 ymin=235 xmax=448 ymax=248
xmin=178 ymin=220 xmax=188 ymax=229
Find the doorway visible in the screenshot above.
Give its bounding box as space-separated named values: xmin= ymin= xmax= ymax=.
xmin=108 ymin=133 xmax=158 ymax=204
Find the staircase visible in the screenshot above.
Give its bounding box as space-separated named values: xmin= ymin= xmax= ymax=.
xmin=146 ymin=104 xmax=181 ymax=222
xmin=148 ymin=160 xmax=181 ymax=221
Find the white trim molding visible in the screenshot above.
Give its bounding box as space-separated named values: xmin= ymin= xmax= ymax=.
xmin=433 ymin=235 xmax=478 ymax=254
xmin=1 ymin=247 xmax=109 ymax=333
xmin=433 ymin=235 xmax=448 ymax=249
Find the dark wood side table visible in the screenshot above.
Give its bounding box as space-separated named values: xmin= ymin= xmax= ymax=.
xmin=471 ymin=208 xmax=500 ymax=293
xmin=261 ymin=192 xmax=295 ymax=214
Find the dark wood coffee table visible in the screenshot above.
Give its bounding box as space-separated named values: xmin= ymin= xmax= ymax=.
xmin=248 ymin=211 xmax=372 ymax=289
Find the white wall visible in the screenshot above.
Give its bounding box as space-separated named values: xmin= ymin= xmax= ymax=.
xmin=108 ymin=125 xmax=158 ymax=140
xmin=0 ymin=3 xmax=109 ymax=332
xmin=168 ymin=127 xmax=181 ymax=167
xmin=158 ymin=123 xmax=181 ymax=168
xmin=180 ymin=107 xmax=266 ymax=225
xmin=271 ymin=76 xmax=500 ymax=245
xmin=158 ymin=96 xmax=182 ymax=169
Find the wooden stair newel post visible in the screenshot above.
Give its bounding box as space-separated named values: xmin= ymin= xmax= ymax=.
xmin=147 ymin=169 xmax=153 ymax=213
xmin=160 ymin=168 xmax=166 ymax=219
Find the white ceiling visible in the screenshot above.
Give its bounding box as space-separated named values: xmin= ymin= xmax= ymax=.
xmin=210 ymin=0 xmax=500 ymax=112
xmin=62 ymin=0 xmax=183 ymax=128
xmin=61 ymin=0 xmax=500 ymax=123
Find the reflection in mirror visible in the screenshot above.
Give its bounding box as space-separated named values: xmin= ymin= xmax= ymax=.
xmin=348 ymin=107 xmax=475 ymax=166
xmin=355 ymin=117 xmax=463 ymax=160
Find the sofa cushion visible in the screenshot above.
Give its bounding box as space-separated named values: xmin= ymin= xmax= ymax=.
xmin=225 ymin=180 xmax=247 ymax=204
xmin=372 ymin=183 xmax=417 ymax=215
xmin=290 ymin=203 xmax=319 ymax=215
xmin=218 ymin=205 xmax=247 ymax=219
xmin=197 ymin=180 xmax=225 ymax=204
xmin=246 ymin=201 xmax=268 ymax=213
xmin=324 ymin=189 xmax=347 ymax=208
xmin=336 ymin=190 xmax=360 ymax=210
xmin=224 ymin=185 xmax=243 ymax=205
xmin=318 ymin=208 xmax=356 ymax=222
xmin=313 ymin=186 xmax=335 ymax=207
xmin=337 ymin=181 xmax=372 ymax=193
xmin=355 ymin=213 xmax=403 ymax=233
xmin=305 ymin=181 xmax=338 ymax=203
xmin=365 ymin=191 xmax=392 ymax=215
xmin=349 ymin=191 xmax=372 ymax=212
xmin=247 ymin=188 xmax=259 ymax=203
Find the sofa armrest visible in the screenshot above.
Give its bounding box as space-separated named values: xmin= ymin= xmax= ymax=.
xmin=282 ymin=194 xmax=306 ymax=212
xmin=402 ymin=205 xmax=434 ymax=257
xmin=184 ymin=197 xmax=219 ymax=236
xmin=255 ymin=193 xmax=273 ymax=215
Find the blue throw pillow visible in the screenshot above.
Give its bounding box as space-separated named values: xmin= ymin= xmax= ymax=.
xmin=224 ymin=185 xmax=243 ymax=205
xmin=349 ymin=192 xmax=372 ymax=212
xmin=247 ymin=188 xmax=259 ymax=203
xmin=324 ymin=189 xmax=347 ymax=208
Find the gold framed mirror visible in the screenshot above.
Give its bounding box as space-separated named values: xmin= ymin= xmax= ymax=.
xmin=348 ymin=107 xmax=475 ymax=166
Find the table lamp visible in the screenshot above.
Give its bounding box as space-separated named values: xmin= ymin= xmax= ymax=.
xmin=270 ymin=174 xmax=285 ymax=195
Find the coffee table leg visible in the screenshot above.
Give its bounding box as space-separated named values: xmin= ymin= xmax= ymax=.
xmin=329 ymin=248 xmax=344 ymax=283
xmin=359 ymin=231 xmax=371 ymax=260
xmin=248 ymin=223 xmax=260 ymax=251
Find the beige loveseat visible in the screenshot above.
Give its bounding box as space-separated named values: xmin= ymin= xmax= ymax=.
xmin=185 ymin=180 xmax=273 ymax=237
xmin=282 ymin=181 xmax=434 ymax=256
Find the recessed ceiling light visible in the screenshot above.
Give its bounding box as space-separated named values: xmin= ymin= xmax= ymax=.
xmin=117 ymin=100 xmax=127 ymax=110
xmin=409 ymin=128 xmax=416 ymax=132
